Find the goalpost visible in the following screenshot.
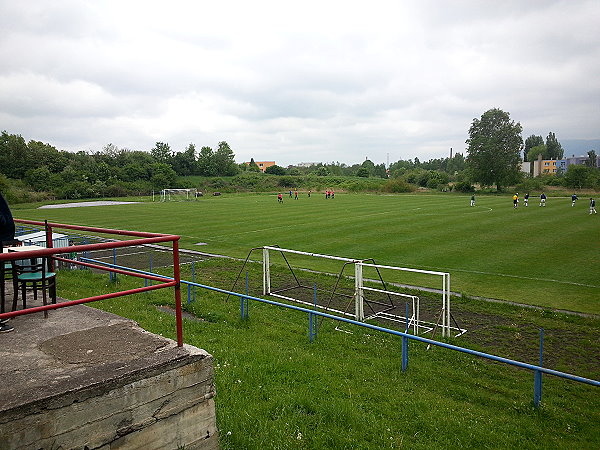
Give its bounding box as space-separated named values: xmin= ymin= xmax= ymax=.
xmin=252 ymin=246 xmax=463 ymax=337
xmin=159 ymin=188 xmax=198 ymax=202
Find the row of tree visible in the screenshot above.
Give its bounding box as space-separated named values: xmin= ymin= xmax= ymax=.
xmin=1 ymin=108 xmax=598 ymax=201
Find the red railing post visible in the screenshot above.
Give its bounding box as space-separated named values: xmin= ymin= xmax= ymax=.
xmin=173 ymin=239 xmax=184 ymax=347
xmin=1 ymin=219 xmax=186 ymax=346
xmin=45 ymin=220 xmax=54 ymax=271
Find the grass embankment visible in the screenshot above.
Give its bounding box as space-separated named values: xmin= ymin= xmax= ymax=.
xmin=55 ymin=258 xmax=600 ymax=449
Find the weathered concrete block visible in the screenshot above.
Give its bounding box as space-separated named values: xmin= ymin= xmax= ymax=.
xmin=0 ymin=306 xmax=218 ymax=450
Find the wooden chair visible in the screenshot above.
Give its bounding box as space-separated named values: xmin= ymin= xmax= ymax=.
xmin=12 ymin=256 xmax=56 ymax=317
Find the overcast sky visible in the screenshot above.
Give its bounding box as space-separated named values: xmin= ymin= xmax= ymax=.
xmin=1 ymin=0 xmax=598 ymax=167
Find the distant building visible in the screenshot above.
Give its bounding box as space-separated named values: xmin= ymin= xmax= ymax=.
xmin=295 ymin=162 xmax=318 ymax=168
xmin=533 ymin=153 xmax=600 ymax=176
xmin=245 ymin=161 xmax=276 ymax=173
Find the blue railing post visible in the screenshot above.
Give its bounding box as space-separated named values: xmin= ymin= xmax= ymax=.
xmin=110 ymin=248 xmax=117 ymax=282
xmin=192 ymin=261 xmax=196 ymax=303
xmin=83 ymin=238 xmax=89 ymax=264
xmin=245 ymin=272 xmax=249 ymax=317
xmin=240 ymin=272 xmax=249 ymax=319
xmin=402 ymin=302 xmax=409 ymax=372
xmin=309 ymin=283 xmax=317 ymax=342
xmin=187 ymin=276 xmax=192 ymax=304
xmin=534 ymin=328 xmax=544 ymax=407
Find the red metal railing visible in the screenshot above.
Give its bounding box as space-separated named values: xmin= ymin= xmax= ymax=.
xmin=0 ymin=219 xmax=184 ymax=346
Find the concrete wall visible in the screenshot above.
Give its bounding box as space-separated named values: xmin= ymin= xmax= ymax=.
xmin=0 ymin=343 xmax=218 ymax=450
xmin=0 ymin=320 xmax=219 ymax=450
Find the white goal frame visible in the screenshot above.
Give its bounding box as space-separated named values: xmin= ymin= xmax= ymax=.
xmin=160 ymin=188 xmax=198 ymax=201
xmin=260 ymin=246 xmax=461 ymax=337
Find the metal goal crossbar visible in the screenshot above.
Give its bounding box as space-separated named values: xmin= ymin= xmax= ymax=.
xmin=229 ymin=246 xmax=465 ymax=337
xmin=160 ymin=188 xmax=198 ymax=201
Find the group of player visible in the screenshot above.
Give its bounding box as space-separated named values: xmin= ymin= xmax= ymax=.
xmin=509 ymin=192 xmax=596 ymax=213
xmin=511 ymin=192 xmax=546 ymax=208
xmin=468 ymin=192 xmax=597 ymax=214
xmin=278 ymin=188 xmax=333 ymax=203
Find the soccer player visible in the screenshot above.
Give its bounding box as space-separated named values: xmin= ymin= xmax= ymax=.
xmin=470 ymin=195 xmax=475 ymax=207
xmin=513 ymin=193 xmax=519 ymax=208
xmin=277 ymin=193 xmax=283 ymax=203
xmin=571 ymin=193 xmax=578 ymax=206
xmin=524 ymin=193 xmax=529 ymax=207
xmin=294 ymin=189 xmax=298 ymax=200
xmin=590 ymin=198 xmax=597 ymax=215
xmin=539 ymin=192 xmax=547 ymax=207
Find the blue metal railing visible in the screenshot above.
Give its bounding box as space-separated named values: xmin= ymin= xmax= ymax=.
xmin=79 ymin=257 xmax=600 ymax=405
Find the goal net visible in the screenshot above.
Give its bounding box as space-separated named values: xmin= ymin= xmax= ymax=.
xmin=159 ymin=188 xmax=198 ymax=201
xmin=232 ymin=246 xmax=465 ymax=337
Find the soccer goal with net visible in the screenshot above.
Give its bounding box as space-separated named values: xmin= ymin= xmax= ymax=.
xmin=231 ymin=245 xmax=465 ymax=337
xmin=159 ymin=188 xmax=198 ymax=201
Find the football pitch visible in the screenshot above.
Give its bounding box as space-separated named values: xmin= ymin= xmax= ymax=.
xmin=14 ymin=192 xmax=599 ymax=315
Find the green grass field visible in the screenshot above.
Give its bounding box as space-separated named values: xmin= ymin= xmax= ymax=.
xmin=55 ymin=262 xmax=599 ymax=449
xmin=11 ymin=193 xmax=599 ymax=448
xmin=13 ymin=192 xmax=599 ymax=314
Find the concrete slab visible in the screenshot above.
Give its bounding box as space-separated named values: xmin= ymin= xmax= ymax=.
xmin=0 ymin=286 xmax=218 ymax=449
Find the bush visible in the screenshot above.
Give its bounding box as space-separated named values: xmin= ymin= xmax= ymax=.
xmin=278 ymin=176 xmax=296 ymax=188
xmin=453 ymin=181 xmax=475 ymax=193
xmin=383 ymin=179 xmax=415 ymax=193
xmin=265 ymin=165 xmax=286 ymax=175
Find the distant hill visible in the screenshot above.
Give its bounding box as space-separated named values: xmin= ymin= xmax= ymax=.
xmin=561 ymin=139 xmax=600 ymax=157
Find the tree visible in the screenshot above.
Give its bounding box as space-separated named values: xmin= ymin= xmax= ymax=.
xmin=564 ymin=164 xmax=591 ymax=189
xmin=247 ymin=158 xmax=261 ymax=172
xmin=524 ymin=135 xmax=544 ymax=161
xmin=373 ymin=163 xmax=387 ymax=178
xmin=171 ymin=143 xmax=197 ymax=176
xmin=361 ymin=159 xmax=375 ymax=176
xmin=265 ymin=165 xmax=286 ymax=175
xmin=527 ymin=144 xmax=547 ymax=162
xmin=356 ymin=167 xmax=370 ymax=178
xmin=149 ymin=163 xmax=177 ymax=189
xmin=316 ymin=166 xmax=329 ymax=176
xmin=150 ymin=142 xmax=172 ymax=164
xmin=213 ymin=141 xmax=239 ymax=176
xmin=587 ymin=150 xmax=597 ymax=168
xmin=545 ymin=132 xmax=563 ymax=160
xmin=466 ymin=108 xmax=523 ymax=191
xmin=197 ymin=146 xmax=216 ymax=176
xmin=0 ymin=131 xmax=29 ymax=178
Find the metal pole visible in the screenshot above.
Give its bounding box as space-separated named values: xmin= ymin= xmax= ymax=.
xmin=172 ymin=239 xmax=184 ymax=347
xmin=309 ymin=283 xmax=317 ymax=342
xmin=45 ymin=220 xmax=55 ymax=271
xmin=192 ymin=261 xmax=196 ymax=303
xmin=245 ymin=271 xmax=249 ymax=317
xmin=354 ymin=262 xmax=364 ymax=321
xmin=534 ymin=328 xmax=544 ymax=407
xmin=110 ymin=248 xmax=117 ymax=282
xmin=187 ymin=275 xmax=192 ymax=304
xmin=447 ymin=273 xmax=451 ymax=338
xmin=402 ymin=302 xmax=409 ymax=372
xmin=262 ymin=247 xmax=270 ymax=295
